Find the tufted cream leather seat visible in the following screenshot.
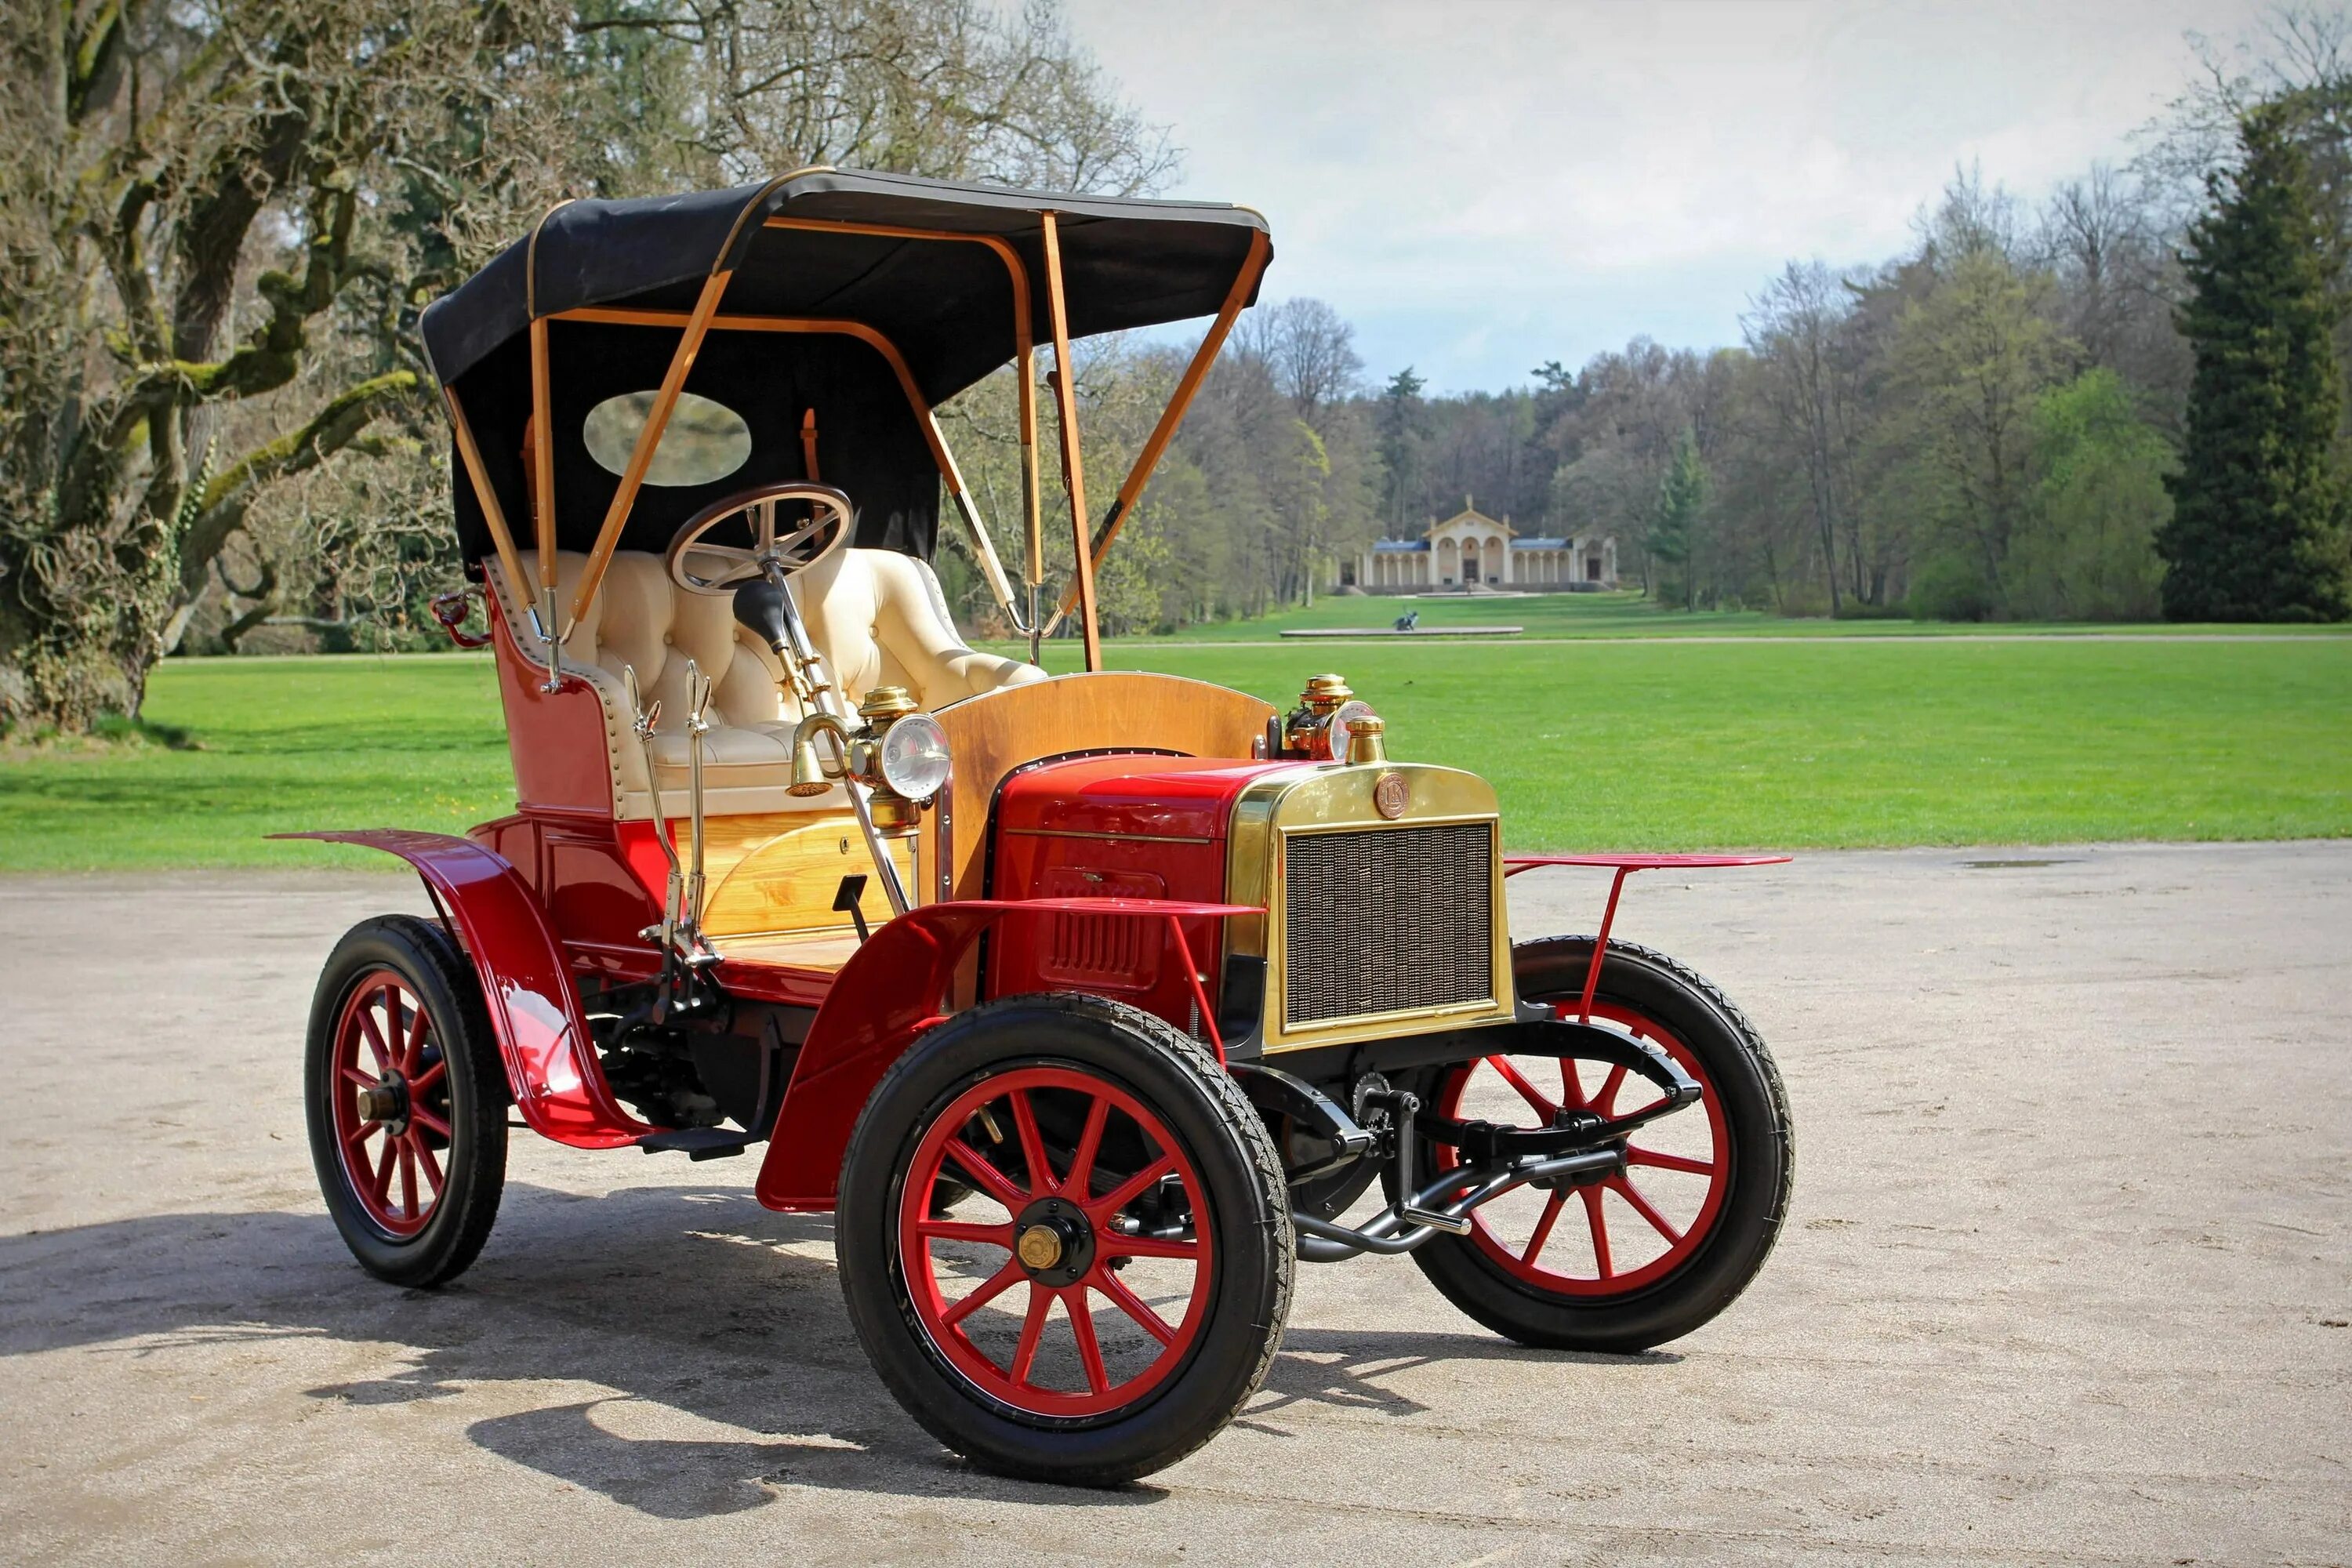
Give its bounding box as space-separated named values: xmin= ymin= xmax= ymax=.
xmin=489 ymin=546 xmax=1042 ymax=818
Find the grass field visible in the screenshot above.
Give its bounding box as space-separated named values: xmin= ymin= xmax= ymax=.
xmin=3 ymin=631 xmax=2347 ymax=871
xmin=3 ymin=656 xmax=512 ymax=872
xmin=1112 ymin=589 xmax=2352 ymax=641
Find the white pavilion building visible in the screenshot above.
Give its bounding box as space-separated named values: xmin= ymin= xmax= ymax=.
xmin=1343 ymin=503 xmax=1617 ymax=593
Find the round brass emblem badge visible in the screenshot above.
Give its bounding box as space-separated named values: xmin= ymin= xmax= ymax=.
xmin=1373 ymin=771 xmax=1410 ymax=819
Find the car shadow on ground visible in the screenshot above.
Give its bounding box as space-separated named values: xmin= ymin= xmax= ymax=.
xmin=0 ymin=1184 xmax=1669 ymax=1519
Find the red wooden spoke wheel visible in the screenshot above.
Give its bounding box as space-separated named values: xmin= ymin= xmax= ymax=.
xmin=895 ymin=1065 xmax=1216 ymax=1419
xmin=305 ymin=915 xmax=507 ymax=1289
xmin=837 ymin=993 xmax=1292 ymax=1486
xmin=329 ymin=969 xmax=454 ymax=1237
xmin=1436 ymin=1000 xmax=1730 ymax=1295
xmin=1397 ymin=937 xmax=1793 ymax=1353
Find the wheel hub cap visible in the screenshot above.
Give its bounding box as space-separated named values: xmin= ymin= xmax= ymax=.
xmin=1011 ymin=1197 xmax=1093 ymax=1287
xmin=356 ymin=1075 xmax=408 ymax=1133
xmin=1017 ymin=1225 xmax=1062 ymax=1270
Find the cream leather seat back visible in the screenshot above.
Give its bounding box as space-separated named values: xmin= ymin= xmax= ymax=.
xmin=489 ymin=546 xmax=1042 ymax=818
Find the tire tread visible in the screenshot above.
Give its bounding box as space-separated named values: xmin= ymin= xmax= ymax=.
xmin=838 ymin=993 xmax=1291 ymax=1485
xmin=306 ymin=914 xmax=508 ymax=1289
xmin=1403 ymin=935 xmax=1792 ymax=1351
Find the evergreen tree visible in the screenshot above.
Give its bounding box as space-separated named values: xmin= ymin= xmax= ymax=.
xmin=1648 ymin=430 xmax=1708 ymax=609
xmin=1375 ymin=367 xmax=1427 ymax=534
xmin=2161 ymin=105 xmax=2352 ymax=622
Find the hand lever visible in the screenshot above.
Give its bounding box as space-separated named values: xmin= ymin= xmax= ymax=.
xmin=682 ymin=661 xmax=714 ymax=947
xmin=623 ymin=665 xmax=684 ymax=951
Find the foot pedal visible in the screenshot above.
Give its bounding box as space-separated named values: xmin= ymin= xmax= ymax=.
xmin=637 ymin=1127 xmax=760 ymax=1161
xmin=1400 ymin=1205 xmax=1472 ymax=1235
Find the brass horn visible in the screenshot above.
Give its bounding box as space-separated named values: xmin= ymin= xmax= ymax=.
xmin=789 ymin=711 xmax=853 ymax=797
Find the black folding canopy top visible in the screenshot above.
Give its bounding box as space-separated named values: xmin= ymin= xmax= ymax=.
xmin=422 ymin=168 xmax=1271 ymax=568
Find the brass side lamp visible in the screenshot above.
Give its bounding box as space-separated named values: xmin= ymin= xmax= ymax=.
xmin=788 ymin=684 xmax=953 ymax=837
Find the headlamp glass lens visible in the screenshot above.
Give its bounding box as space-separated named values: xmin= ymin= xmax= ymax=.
xmin=877 ymin=713 xmax=952 ymax=800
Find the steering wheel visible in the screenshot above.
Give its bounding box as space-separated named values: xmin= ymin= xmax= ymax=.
xmin=665 ymin=481 xmax=855 ymax=596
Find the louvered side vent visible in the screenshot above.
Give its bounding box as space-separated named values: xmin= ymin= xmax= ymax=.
xmin=1036 ymin=867 xmax=1163 ymax=992
xmin=1283 ymin=822 xmax=1495 ymax=1028
xmin=1042 ymin=911 xmax=1153 ymax=990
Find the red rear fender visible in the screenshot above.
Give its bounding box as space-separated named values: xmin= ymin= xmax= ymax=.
xmin=274 ymin=830 xmax=656 ymax=1149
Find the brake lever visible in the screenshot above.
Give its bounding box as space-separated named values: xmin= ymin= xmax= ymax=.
xmin=681 ymin=661 xmax=715 ymax=956
xmin=624 ymin=664 xmax=684 ymax=954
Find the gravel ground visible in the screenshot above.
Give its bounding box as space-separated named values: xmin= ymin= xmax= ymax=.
xmin=1 ymin=843 xmax=2345 ymax=1566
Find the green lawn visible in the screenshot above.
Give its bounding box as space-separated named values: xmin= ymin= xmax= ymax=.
xmin=2 ymin=635 xmax=2347 ymax=870
xmin=1110 ymin=589 xmax=2352 ymax=641
xmin=2 ymin=655 xmax=513 ymax=871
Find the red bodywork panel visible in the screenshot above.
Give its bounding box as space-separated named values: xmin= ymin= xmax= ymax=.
xmin=472 ymin=811 xmax=666 ymax=982
xmin=986 ymin=755 xmax=1283 ymax=1033
xmin=994 ymin=755 xmax=1282 ymax=841
xmin=471 ymin=611 xmax=670 ymax=981
xmin=753 ymin=898 xmax=1258 ymax=1212
xmin=273 ymin=830 xmax=658 ymax=1149
xmin=487 ymin=597 xmax=616 ymax=815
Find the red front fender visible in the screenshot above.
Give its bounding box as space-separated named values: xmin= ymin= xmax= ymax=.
xmin=275 ymin=830 xmax=657 ymax=1149
xmin=751 ymin=898 xmax=1256 ymax=1212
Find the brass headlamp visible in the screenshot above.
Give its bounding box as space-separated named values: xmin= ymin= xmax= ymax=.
xmin=1281 ymin=672 xmax=1380 ymax=762
xmin=787 ymin=685 xmax=950 ymax=837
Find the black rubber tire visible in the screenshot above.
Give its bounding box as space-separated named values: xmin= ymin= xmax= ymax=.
xmin=304 ymin=914 xmax=509 ymax=1288
xmin=836 ymin=993 xmax=1293 ymax=1486
xmin=1392 ymin=937 xmax=1793 ymax=1353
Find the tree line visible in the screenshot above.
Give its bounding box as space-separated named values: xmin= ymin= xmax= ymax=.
xmin=861 ymin=9 xmax=2352 ymax=639
xmin=6 ymin=2 xmax=2348 ymax=735
xmin=1191 ymin=27 xmax=2347 ymax=633
xmin=975 ymin=9 xmax=2352 ymax=634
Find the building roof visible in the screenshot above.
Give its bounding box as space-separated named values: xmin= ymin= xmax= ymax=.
xmin=1370 ymin=533 xmax=1597 ymax=554
xmin=1423 ymin=503 xmax=1514 ymax=539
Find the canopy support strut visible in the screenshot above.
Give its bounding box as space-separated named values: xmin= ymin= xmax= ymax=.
xmin=528 ymin=318 xmax=561 ymax=688
xmin=761 ymin=216 xmax=1043 ymax=638
xmin=566 ymin=270 xmax=735 ymax=633
xmin=445 ymin=386 xmax=535 ymax=608
xmin=1040 ymin=211 xmax=1102 ymax=673
xmin=1045 ymin=229 xmax=1271 ymax=634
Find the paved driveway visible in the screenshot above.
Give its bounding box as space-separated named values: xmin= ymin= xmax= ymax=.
xmin=2 ymin=844 xmax=2345 ymax=1565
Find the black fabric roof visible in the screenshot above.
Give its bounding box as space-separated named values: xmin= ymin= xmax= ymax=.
xmin=421 ymin=168 xmax=1270 ymax=405
xmin=423 ymin=169 xmax=1269 ymax=568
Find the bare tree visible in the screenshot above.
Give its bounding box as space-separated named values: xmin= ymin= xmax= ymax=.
xmin=1743 ymin=262 xmax=1862 ymax=611
xmin=1915 ymin=162 xmax=2024 ymax=267
xmin=1236 ymin=298 xmax=1366 ymax=417
xmin=0 ymin=0 xmax=586 ymax=729
xmin=1 ymin=0 xmax=1179 ymax=731
xmin=2039 ymin=166 xmax=2139 ymax=365
xmin=577 ymin=0 xmax=1178 ymax=195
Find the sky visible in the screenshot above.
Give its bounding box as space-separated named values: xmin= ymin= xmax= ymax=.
xmin=1062 ymin=0 xmax=2278 ymax=394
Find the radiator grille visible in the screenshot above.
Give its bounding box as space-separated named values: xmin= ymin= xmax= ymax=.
xmin=1282 ymin=821 xmax=1495 ymax=1029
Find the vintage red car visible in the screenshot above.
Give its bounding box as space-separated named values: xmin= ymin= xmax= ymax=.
xmin=292 ymin=169 xmax=1795 ymax=1486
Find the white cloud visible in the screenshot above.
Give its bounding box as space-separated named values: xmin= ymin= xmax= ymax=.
xmin=1064 ymin=0 xmax=2265 ymax=390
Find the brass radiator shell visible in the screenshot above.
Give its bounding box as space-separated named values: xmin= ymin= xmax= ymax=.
xmin=1224 ymin=763 xmax=1513 ymax=1054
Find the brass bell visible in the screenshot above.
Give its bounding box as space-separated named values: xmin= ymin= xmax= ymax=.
xmin=789 ymin=710 xmax=856 ymax=797
xmin=788 ymin=734 xmax=831 ymax=797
